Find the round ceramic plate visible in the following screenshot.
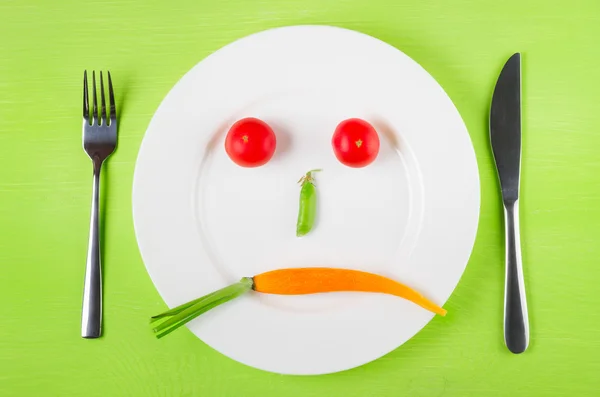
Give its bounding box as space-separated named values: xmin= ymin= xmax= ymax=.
xmin=133 ymin=25 xmax=480 ymax=375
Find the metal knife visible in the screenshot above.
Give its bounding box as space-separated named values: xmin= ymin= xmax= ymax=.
xmin=490 ymin=53 xmax=529 ymax=354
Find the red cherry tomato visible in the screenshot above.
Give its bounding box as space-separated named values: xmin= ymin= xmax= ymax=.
xmin=332 ymin=118 xmax=380 ymax=168
xmin=225 ymin=117 xmax=277 ymax=167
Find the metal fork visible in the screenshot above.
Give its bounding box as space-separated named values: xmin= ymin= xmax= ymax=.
xmin=81 ymin=70 xmax=117 ymax=338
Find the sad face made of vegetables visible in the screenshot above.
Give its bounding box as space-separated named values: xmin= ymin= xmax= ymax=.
xmin=151 ymin=117 xmax=446 ymax=339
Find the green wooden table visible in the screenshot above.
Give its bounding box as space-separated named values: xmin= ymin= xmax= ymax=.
xmin=2 ymin=1 xmax=599 ymax=395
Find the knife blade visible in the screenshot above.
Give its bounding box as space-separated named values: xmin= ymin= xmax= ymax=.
xmin=490 ymin=53 xmax=529 ymax=354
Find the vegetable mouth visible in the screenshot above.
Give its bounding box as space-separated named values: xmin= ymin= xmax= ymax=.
xmin=151 ymin=268 xmax=446 ymax=339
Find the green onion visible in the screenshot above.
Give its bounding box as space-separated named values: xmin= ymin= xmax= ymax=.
xmin=151 ymin=277 xmax=253 ymax=339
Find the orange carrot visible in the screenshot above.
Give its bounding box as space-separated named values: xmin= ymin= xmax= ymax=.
xmin=151 ymin=267 xmax=446 ymax=338
xmin=253 ymin=267 xmax=446 ymax=316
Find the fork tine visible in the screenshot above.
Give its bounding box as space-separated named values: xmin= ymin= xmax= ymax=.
xmin=92 ymin=71 xmax=98 ymax=124
xmin=100 ymin=71 xmax=107 ymax=125
xmin=107 ymin=71 xmax=116 ymax=123
xmin=83 ymin=70 xmax=89 ymax=121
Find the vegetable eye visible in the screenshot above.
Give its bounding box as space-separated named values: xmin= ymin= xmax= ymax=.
xmin=332 ymin=118 xmax=380 ymax=168
xmin=224 ymin=117 xmax=277 ymax=167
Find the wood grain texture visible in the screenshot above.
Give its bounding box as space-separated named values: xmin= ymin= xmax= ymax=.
xmin=1 ymin=0 xmax=600 ymax=395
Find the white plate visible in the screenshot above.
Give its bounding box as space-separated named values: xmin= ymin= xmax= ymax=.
xmin=133 ymin=25 xmax=480 ymax=375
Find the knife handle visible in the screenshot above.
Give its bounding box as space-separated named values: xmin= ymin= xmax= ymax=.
xmin=503 ymin=200 xmax=529 ymax=353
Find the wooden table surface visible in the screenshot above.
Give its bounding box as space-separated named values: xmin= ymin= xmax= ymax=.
xmin=1 ymin=1 xmax=599 ymax=396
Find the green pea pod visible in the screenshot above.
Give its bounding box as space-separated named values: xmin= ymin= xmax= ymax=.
xmin=296 ymin=169 xmax=321 ymax=237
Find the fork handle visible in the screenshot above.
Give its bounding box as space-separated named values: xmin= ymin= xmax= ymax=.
xmin=81 ymin=160 xmax=102 ymax=338
xmin=503 ymin=199 xmax=529 ymax=353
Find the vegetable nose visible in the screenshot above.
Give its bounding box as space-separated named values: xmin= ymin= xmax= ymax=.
xmin=296 ymin=169 xmax=321 ymax=237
